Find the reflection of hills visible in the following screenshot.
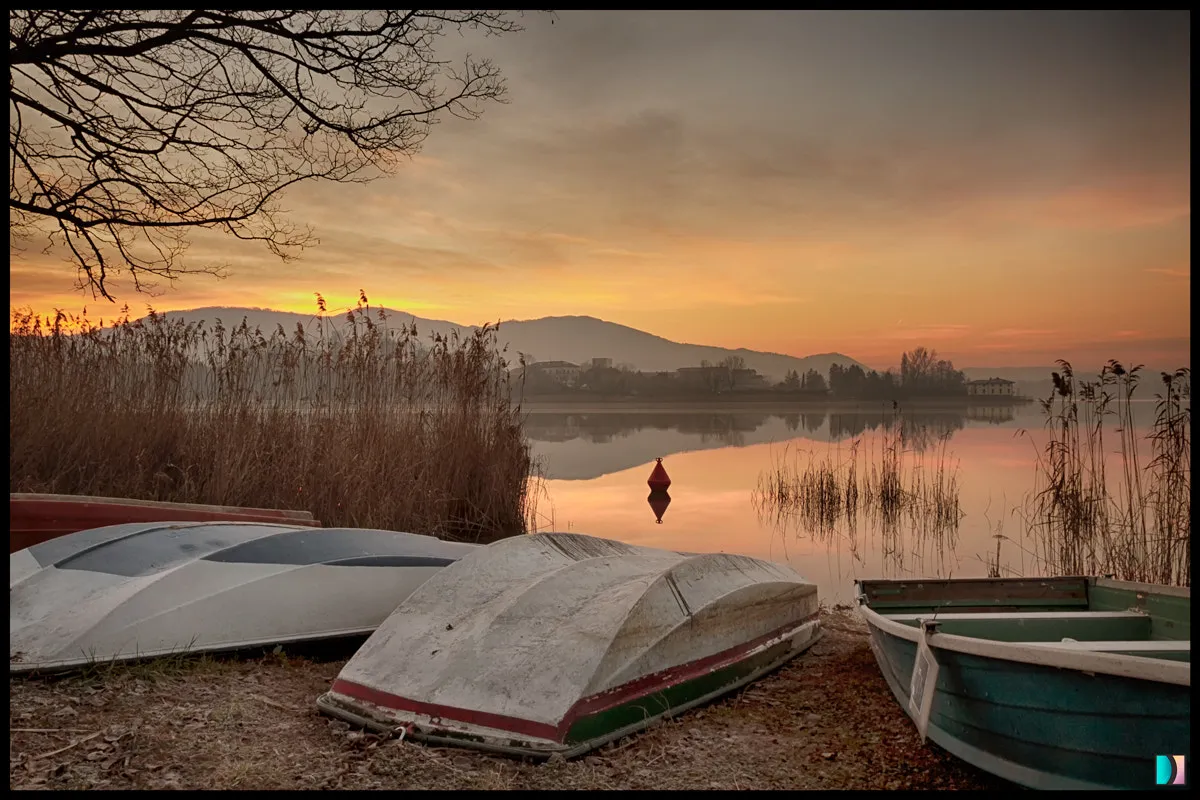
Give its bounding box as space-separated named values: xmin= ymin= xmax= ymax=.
xmin=523 ymin=412 xmax=771 ymax=446
xmin=527 ymin=413 xmax=796 ymax=480
xmin=527 ymin=406 xmax=1015 ymax=481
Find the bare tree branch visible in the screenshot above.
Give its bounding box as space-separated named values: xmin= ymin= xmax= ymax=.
xmin=9 ymin=10 xmax=535 ymax=300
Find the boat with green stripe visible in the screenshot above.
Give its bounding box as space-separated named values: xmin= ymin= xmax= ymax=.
xmin=856 ymin=576 xmax=1190 ymax=790
xmin=317 ymin=532 xmax=822 ymax=758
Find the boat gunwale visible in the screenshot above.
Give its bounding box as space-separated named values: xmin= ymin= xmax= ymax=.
xmin=1093 ymin=576 xmax=1191 ymax=599
xmin=853 ymin=583 xmax=1190 ymax=687
xmin=10 ymin=492 xmax=318 ymax=521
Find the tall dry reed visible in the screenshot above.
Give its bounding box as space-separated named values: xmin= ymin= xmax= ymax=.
xmin=1020 ymin=360 xmax=1190 ymax=585
xmin=10 ymin=293 xmax=539 ymax=543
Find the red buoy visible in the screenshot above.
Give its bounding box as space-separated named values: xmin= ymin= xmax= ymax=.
xmin=647 ymin=457 xmax=671 ymax=491
xmin=647 ymin=489 xmax=671 ymax=524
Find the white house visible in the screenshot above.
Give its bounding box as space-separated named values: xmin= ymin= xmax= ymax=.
xmin=529 ymin=361 xmax=581 ymax=386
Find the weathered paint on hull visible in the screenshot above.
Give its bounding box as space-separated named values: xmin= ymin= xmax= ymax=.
xmin=867 ymin=625 xmax=1191 ymax=790
xmin=318 ymin=618 xmax=822 ymax=759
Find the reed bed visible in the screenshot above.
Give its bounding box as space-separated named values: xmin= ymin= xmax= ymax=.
xmin=9 ymin=293 xmax=539 ymax=543
xmin=754 ymin=441 xmax=860 ymax=540
xmin=753 ymin=413 xmax=965 ymax=570
xmin=1020 ymin=360 xmax=1190 ymax=586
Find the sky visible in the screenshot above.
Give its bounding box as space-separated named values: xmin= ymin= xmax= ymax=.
xmin=9 ymin=11 xmax=1191 ymax=369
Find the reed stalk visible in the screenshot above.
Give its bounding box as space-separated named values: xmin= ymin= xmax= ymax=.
xmin=9 ymin=294 xmax=540 ymax=543
xmin=1020 ymin=360 xmax=1189 ymax=585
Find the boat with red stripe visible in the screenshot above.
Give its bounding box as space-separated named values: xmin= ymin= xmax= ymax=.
xmin=317 ymin=532 xmax=822 ymax=758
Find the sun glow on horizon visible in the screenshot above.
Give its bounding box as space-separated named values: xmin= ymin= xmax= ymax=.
xmin=8 ymin=12 xmax=1189 ymax=371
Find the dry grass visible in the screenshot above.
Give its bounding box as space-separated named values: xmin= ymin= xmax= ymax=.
xmin=9 ymin=293 xmax=539 ymax=543
xmin=8 ymin=609 xmax=1006 ymax=790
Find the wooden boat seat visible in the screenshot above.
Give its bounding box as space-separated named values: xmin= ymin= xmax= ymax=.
xmin=884 ymin=610 xmax=1152 ymax=643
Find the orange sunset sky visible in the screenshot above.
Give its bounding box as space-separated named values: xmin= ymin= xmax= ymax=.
xmin=9 ymin=11 xmax=1191 ymax=370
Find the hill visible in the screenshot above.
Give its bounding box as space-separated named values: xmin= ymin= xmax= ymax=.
xmin=152 ymin=307 xmax=870 ymax=381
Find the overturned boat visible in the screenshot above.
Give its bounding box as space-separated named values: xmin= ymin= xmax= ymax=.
xmin=10 ymin=492 xmax=319 ymax=553
xmin=11 ymin=521 xmax=476 ymax=673
xmin=318 ymin=532 xmax=822 ymax=758
xmin=857 ymin=576 xmax=1190 ymax=790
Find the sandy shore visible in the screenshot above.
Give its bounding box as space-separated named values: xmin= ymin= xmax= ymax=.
xmin=9 ymin=608 xmax=1008 ymax=790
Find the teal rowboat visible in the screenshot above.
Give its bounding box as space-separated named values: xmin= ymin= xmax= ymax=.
xmin=855 ymin=577 xmax=1190 ymax=790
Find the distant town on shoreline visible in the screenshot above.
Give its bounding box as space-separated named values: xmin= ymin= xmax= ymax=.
xmin=510 ymin=349 xmax=1026 ymax=404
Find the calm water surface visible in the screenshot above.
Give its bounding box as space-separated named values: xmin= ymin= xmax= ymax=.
xmin=523 ymin=401 xmax=1166 ymax=604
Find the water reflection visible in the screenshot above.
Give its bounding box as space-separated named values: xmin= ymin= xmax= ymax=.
xmin=752 ymin=415 xmax=966 ymax=582
xmin=647 ymin=489 xmax=671 ymax=524
xmin=965 ymin=405 xmax=1018 ymax=424
xmin=525 ymin=405 xmax=1013 ymax=481
xmin=527 ymin=401 xmax=1167 ymax=603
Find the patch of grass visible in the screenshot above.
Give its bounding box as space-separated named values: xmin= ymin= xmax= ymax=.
xmin=9 ymin=291 xmax=541 ymax=543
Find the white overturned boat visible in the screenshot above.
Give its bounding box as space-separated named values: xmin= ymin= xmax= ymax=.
xmin=318 ymin=532 xmax=822 ymax=758
xmin=10 ymin=521 xmax=477 ymax=673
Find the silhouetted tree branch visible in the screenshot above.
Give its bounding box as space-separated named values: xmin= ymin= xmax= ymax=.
xmin=10 ymin=10 xmax=533 ymax=300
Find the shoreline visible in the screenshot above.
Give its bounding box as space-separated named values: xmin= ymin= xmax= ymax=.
xmin=516 ymin=396 xmax=1035 ymax=415
xmin=8 ymin=608 xmax=1007 ymax=790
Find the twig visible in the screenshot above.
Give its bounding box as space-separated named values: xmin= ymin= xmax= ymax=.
xmin=605 ymin=737 xmax=640 ymax=756
xmin=249 ymin=693 xmax=294 ymax=712
xmin=30 ymin=731 xmax=101 ymax=760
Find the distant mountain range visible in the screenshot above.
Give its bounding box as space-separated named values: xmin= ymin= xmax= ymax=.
xmin=153 ymin=307 xmax=869 ymax=382
xmin=145 ymin=306 xmax=1178 ymax=390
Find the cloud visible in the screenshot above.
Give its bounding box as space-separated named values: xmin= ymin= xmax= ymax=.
xmin=8 ymin=10 xmax=1190 ymax=366
xmin=1038 ymin=179 xmax=1190 ymax=230
xmin=880 ymin=324 xmax=972 ymax=341
xmin=989 ymin=328 xmax=1061 ymax=338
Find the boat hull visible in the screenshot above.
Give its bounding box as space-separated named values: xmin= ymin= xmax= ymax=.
xmin=868 ymin=623 xmax=1189 ymax=790
xmin=319 ymin=617 xmax=821 ymax=759
xmin=317 ymin=532 xmax=822 ymax=759
xmin=10 ymin=493 xmax=319 ymax=553
xmin=858 ymin=577 xmax=1191 ymax=790
xmin=11 ymin=522 xmax=474 ymax=673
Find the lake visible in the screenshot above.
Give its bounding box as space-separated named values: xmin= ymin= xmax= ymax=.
xmin=522 ymin=400 xmax=1172 ymax=604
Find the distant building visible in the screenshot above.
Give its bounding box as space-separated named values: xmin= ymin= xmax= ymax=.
xmin=967 ymin=377 xmax=1016 ymax=396
xmin=529 ymin=360 xmax=581 ymax=386
xmin=589 ymin=357 xmax=613 ymax=370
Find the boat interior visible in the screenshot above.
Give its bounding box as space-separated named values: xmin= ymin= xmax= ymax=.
xmin=858 ymin=577 xmax=1190 ymax=663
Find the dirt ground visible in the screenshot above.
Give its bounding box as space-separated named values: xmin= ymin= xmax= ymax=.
xmin=9 ymin=608 xmax=1011 ymax=790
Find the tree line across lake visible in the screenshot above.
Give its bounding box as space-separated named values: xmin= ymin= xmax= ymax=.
xmin=517 ymin=346 xmax=975 ymax=401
